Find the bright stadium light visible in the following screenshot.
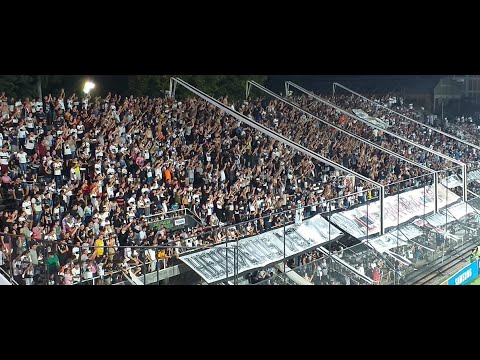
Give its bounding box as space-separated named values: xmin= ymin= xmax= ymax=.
xmin=83 ymin=81 xmax=95 ymax=94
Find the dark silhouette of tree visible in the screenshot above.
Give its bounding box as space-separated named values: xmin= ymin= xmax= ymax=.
xmin=128 ymin=75 xmax=268 ymax=99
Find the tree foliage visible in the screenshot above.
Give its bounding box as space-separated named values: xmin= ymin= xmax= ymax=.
xmin=127 ymin=75 xmax=268 ymax=100
xmin=0 ymin=75 xmax=270 ymax=100
xmin=0 ymin=75 xmax=71 ymax=99
xmin=0 ymin=75 xmax=37 ymax=99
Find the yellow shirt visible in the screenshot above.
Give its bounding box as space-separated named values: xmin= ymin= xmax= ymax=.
xmin=95 ymin=239 xmax=104 ymax=256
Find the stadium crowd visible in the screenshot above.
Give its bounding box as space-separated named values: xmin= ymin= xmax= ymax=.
xmin=0 ymin=85 xmax=475 ymax=285
xmin=0 ymin=89 xmax=382 ymax=284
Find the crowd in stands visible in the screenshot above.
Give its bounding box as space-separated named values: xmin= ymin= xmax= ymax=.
xmin=327 ymin=93 xmax=480 ymax=168
xmin=0 ymin=84 xmax=476 ymax=285
xmin=0 ymin=89 xmax=382 ymax=285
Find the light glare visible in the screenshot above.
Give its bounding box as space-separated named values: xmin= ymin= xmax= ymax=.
xmin=83 ymin=81 xmax=95 ymax=94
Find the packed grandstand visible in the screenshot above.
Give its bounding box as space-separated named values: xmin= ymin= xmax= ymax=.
xmin=1 ymin=77 xmax=480 ymax=286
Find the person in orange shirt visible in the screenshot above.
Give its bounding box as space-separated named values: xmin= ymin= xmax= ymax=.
xmin=157 ymin=131 xmax=164 ymax=142
xmin=164 ymin=168 xmax=171 ymax=184
xmin=157 ymin=249 xmax=170 ymax=270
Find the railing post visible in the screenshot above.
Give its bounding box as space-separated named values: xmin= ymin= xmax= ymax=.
xmin=224 ymin=229 xmax=228 ymax=284
xmin=44 ymin=245 xmax=50 ymax=285
xmin=463 ymin=164 xmax=468 ymax=203
xmin=283 ymin=214 xmax=286 ymax=274
xmin=328 ymin=201 xmax=332 ymax=254
xmin=285 ymin=82 xmax=290 ymax=98
xmin=379 ymin=186 xmax=385 ymax=235
xmin=233 ymin=245 xmax=238 ymax=285
xmin=366 ymin=193 xmax=369 ymax=243
xmin=434 ymin=172 xmax=438 ymax=214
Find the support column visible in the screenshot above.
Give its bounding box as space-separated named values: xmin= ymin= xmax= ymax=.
xmin=462 ymin=164 xmax=468 ymax=203
xmin=169 ymin=78 xmax=176 ymax=98
xmin=379 ymin=186 xmax=385 ymax=235
xmin=245 ymin=81 xmax=251 ymax=100
xmin=434 ymin=172 xmax=438 ymax=214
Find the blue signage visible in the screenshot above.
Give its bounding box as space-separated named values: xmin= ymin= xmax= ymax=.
xmin=447 ymin=260 xmax=479 ymax=285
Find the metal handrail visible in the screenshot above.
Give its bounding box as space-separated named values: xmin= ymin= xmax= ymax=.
xmin=332 ymin=82 xmax=480 ymax=152
xmin=287 ymin=81 xmax=465 ymax=167
xmin=172 ymin=77 xmax=382 ymax=188
xmin=247 ymin=80 xmax=434 ymax=175
xmin=0 ymin=265 xmax=18 ymax=285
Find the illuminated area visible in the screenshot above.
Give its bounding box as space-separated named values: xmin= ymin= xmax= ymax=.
xmin=83 ymin=81 xmax=95 ymax=94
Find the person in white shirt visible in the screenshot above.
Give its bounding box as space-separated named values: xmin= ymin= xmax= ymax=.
xmin=0 ymin=244 xmax=6 ymax=272
xmin=106 ymin=165 xmax=115 ymax=179
xmin=69 ymin=166 xmax=78 ymax=182
xmin=95 ymin=147 xmax=104 ymax=160
xmin=106 ymin=183 xmax=115 ymax=200
xmin=145 ymin=247 xmax=156 ymax=272
xmin=16 ymin=149 xmax=28 ymax=174
xmin=25 ymin=115 xmax=35 ymax=131
xmin=53 ymin=159 xmax=63 ymax=187
xmin=18 ymin=125 xmax=28 ymax=147
xmin=24 ymin=134 xmax=36 ymax=156
xmin=0 ymin=147 xmax=10 ymax=175
xmin=137 ymin=196 xmax=146 ymax=217
xmin=94 ymin=160 xmax=102 ymax=176
xmin=63 ymin=142 xmax=73 ymax=160
xmin=22 ymin=197 xmax=33 ymax=217
xmin=144 ymin=197 xmax=151 ymax=216
xmin=358 ymin=264 xmax=365 ymax=276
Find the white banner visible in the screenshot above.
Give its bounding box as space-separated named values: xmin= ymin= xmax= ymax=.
xmin=352 ymin=109 xmax=389 ymax=129
xmin=330 ymin=184 xmax=460 ymax=239
xmin=295 ymin=214 xmax=344 ymax=245
xmin=440 ymin=174 xmax=463 ymax=189
xmin=423 ymin=202 xmax=475 ymax=228
xmin=362 ymin=225 xmax=422 ymax=254
xmin=467 ymin=169 xmax=480 ymax=182
xmin=0 ymin=273 xmax=10 ymax=285
xmin=441 ymin=169 xmax=480 ymax=188
xmin=364 ymin=233 xmax=409 ymax=254
xmin=447 ymin=202 xmax=476 ymax=219
xmin=180 ymin=215 xmax=343 ymax=283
